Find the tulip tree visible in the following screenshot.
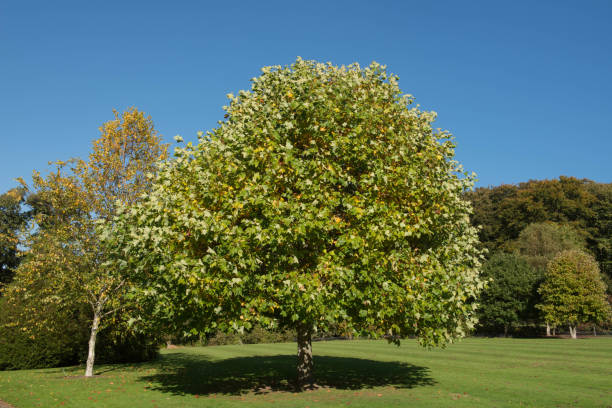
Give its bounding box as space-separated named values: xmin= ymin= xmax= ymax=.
xmin=107 ymin=59 xmax=484 ymax=387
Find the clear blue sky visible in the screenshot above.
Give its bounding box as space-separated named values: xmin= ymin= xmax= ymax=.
xmin=1 ymin=0 xmax=611 ymax=194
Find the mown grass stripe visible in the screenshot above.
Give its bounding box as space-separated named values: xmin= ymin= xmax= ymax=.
xmin=0 ymin=338 xmax=610 ymax=408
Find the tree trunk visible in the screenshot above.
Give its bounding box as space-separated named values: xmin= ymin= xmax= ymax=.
xmin=593 ymin=326 xmax=596 ymax=336
xmin=504 ymin=324 xmax=509 ymax=338
xmin=546 ymin=322 xmax=550 ymax=337
xmin=552 ymin=326 xmax=556 ymax=336
xmin=569 ymin=325 xmax=577 ymax=339
xmin=85 ymin=308 xmax=101 ymax=377
xmin=297 ymin=324 xmax=314 ymax=389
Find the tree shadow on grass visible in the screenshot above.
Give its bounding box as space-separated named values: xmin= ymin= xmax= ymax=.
xmin=139 ymin=353 xmax=435 ymax=395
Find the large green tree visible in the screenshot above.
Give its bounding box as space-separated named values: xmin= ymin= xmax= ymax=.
xmin=537 ymin=250 xmax=611 ymax=339
xmin=477 ymin=252 xmax=540 ymax=336
xmin=107 ymin=59 xmax=484 ymax=387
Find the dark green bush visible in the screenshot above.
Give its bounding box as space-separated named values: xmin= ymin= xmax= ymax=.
xmin=0 ymin=293 xmax=160 ymax=371
xmin=205 ymin=331 xmax=242 ymax=346
xmin=205 ymin=326 xmax=296 ymax=346
xmin=241 ymin=326 xmax=296 ymax=344
xmin=96 ymin=328 xmax=160 ymax=364
xmin=0 ymin=296 xmax=88 ymax=370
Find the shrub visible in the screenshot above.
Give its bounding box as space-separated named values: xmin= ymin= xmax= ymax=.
xmin=0 ymin=284 xmax=160 ymax=370
xmin=0 ymin=295 xmax=88 ymax=370
xmin=205 ymin=326 xmax=296 ymax=346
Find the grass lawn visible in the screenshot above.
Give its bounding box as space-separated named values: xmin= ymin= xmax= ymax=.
xmin=0 ymin=337 xmax=610 ymax=407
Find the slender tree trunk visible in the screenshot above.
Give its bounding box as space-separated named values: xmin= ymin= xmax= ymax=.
xmin=593 ymin=326 xmax=596 ymax=336
xmin=546 ymin=322 xmax=550 ymax=337
xmin=297 ymin=324 xmax=314 ymax=389
xmin=569 ymin=325 xmax=577 ymax=339
xmin=552 ymin=326 xmax=556 ymax=336
xmin=504 ymin=324 xmax=508 ymax=338
xmin=85 ymin=306 xmax=102 ymax=377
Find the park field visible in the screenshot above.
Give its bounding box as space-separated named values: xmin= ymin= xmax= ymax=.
xmin=0 ymin=337 xmax=610 ymax=407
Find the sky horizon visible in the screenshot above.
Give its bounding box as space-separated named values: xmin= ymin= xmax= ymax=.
xmin=1 ymin=0 xmax=611 ymax=194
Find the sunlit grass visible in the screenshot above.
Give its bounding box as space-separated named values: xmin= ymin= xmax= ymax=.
xmin=0 ymin=337 xmax=610 ymax=407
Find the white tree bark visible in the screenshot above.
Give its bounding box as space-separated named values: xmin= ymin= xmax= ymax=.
xmin=85 ymin=306 xmax=102 ymax=377
xmin=83 ymin=279 xmax=125 ymax=378
xmin=569 ymin=325 xmax=577 ymax=339
xmin=546 ymin=322 xmax=550 ymax=337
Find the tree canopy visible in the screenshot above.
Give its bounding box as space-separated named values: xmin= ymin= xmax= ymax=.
xmin=465 ymin=177 xmax=612 ymax=279
xmin=0 ymin=188 xmax=29 ymax=289
xmin=513 ymin=222 xmax=585 ymax=272
xmin=584 ymin=182 xmax=612 ymax=279
xmin=108 ymin=59 xmax=484 ymax=385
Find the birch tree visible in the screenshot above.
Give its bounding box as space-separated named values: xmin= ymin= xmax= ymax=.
xmin=21 ymin=108 xmax=167 ymax=377
xmin=75 ymin=108 xmax=168 ymax=376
